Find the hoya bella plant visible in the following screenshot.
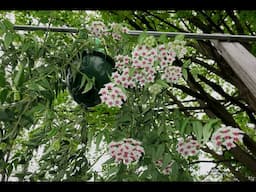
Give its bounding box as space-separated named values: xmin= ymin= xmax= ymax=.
xmin=73 ymin=21 xmax=246 ymax=181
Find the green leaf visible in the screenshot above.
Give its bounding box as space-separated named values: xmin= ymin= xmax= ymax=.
xmin=182 ymin=68 xmax=188 ymax=81
xmin=47 ymin=128 xmax=58 ymax=138
xmin=0 ymin=143 xmax=7 ymax=151
xmin=102 ymin=157 xmax=114 ymax=166
xmin=128 ymin=67 xmax=135 ymax=77
xmin=190 ymin=68 xmax=199 ymax=79
xmin=87 ymin=129 xmax=93 ymax=146
xmin=44 ymin=141 xmax=57 ymax=155
xmin=81 ymin=125 xmax=88 ymax=144
xmin=159 ymin=34 xmax=168 ymax=43
xmin=4 ymin=32 xmax=13 ymax=49
xmin=202 ymin=123 xmax=213 ymax=144
xmin=39 ymin=78 xmax=52 ymax=90
xmin=173 ymin=109 xmax=181 ymax=129
xmin=14 ymin=63 xmax=25 ymax=87
xmin=183 ymin=59 xmax=191 ymax=68
xmin=95 ymin=132 xmax=103 ymax=151
xmin=174 ymin=118 xmax=180 ymax=132
xmin=162 ymin=153 xmax=173 ymax=169
xmin=155 ymin=144 xmax=165 ymax=160
xmin=157 ymin=125 xmax=164 ymax=136
xmin=0 ymin=109 xmax=13 ymax=121
xmin=0 ymin=88 xmax=8 ymax=104
xmin=78 ymin=29 xmax=88 ymax=39
xmin=107 ymin=165 xmax=119 ymax=177
xmin=146 ymin=144 xmax=156 ymax=160
xmin=0 ymin=22 xmax=6 ymax=34
xmin=143 ymin=110 xmax=154 ymax=123
xmin=13 ymin=89 xmax=20 ymax=101
xmin=118 ymin=113 xmax=132 ymax=124
xmin=138 ymin=31 xmax=148 ymax=44
xmin=82 ymin=77 xmax=95 ymax=94
xmin=192 ymin=121 xmax=203 ymax=143
xmin=0 ymin=69 xmax=6 ymax=87
xmin=169 ymin=162 xmax=179 ymax=180
xmin=202 ymin=119 xmax=220 ymax=144
xmin=155 ymin=79 xmax=169 ymax=89
xmin=2 ymin=19 xmax=14 ymax=31
xmin=28 ymin=103 xmax=45 ymax=114
xmin=79 ymin=74 xmax=87 ymax=90
xmin=52 ymin=140 xmax=60 ymax=151
xmin=6 ymin=164 xmax=13 ymax=177
xmin=55 ymin=169 xmax=65 ymax=181
xmin=180 ymin=118 xmax=189 ymax=135
xmin=175 ymin=34 xmax=185 ymax=41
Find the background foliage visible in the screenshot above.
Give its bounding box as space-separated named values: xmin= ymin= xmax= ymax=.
xmin=0 ymin=10 xmax=256 ymax=181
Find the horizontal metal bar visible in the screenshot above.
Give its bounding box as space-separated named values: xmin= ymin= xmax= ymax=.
xmin=12 ymin=25 xmax=256 ymax=41
xmin=128 ymin=30 xmax=256 ymax=41
xmin=13 ymin=25 xmax=79 ymax=33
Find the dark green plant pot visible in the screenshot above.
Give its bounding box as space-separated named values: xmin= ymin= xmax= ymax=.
xmin=67 ymin=50 xmax=115 ymax=108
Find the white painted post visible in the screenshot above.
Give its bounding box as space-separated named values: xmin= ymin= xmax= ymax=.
xmin=211 ymin=40 xmax=256 ymax=99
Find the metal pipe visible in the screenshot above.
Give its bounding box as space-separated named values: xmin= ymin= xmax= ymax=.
xmin=13 ymin=24 xmax=256 ymax=41
xmin=13 ymin=25 xmax=79 ymax=33
xmin=128 ymin=30 xmax=256 ymax=42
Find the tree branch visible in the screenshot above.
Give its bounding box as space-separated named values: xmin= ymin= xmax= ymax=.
xmin=226 ymin=10 xmax=245 ymax=34
xmin=166 ymin=91 xmax=191 ymax=116
xmin=230 ymin=146 xmax=256 ymax=177
xmin=187 ymin=16 xmax=212 ymax=33
xmin=201 ymin=146 xmax=249 ymax=181
xmin=243 ymin=134 xmax=256 ymax=158
xmin=144 ymin=11 xmax=189 ymax=32
xmin=197 ymin=74 xmax=256 ymax=124
xmin=133 ymin=12 xmax=155 ymax=31
xmin=189 ymin=159 xmax=237 ymax=165
xmin=172 ymin=84 xmax=206 ymax=101
xmin=188 ymin=57 xmax=222 ymax=77
xmin=182 ymin=62 xmax=240 ymax=127
xmin=198 ymin=11 xmax=224 ymax=33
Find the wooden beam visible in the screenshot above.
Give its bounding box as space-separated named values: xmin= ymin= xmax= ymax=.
xmin=211 ymin=40 xmax=256 ymax=99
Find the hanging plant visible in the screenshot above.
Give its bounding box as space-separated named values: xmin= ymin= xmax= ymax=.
xmin=66 ymin=50 xmax=115 ymax=108
xmin=66 ymin=21 xmax=130 ymax=108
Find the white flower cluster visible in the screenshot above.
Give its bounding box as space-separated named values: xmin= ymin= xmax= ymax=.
xmin=176 ymin=136 xmax=200 ymax=158
xmin=131 ymin=45 xmax=157 ymax=86
xmin=171 ymin=40 xmax=187 ymax=59
xmin=88 ymin=21 xmax=107 ymax=38
xmin=211 ymin=125 xmax=244 ymax=150
xmin=109 ymin=23 xmax=129 ymax=41
xmin=148 ymin=83 xmax=162 ymax=95
xmin=99 ymin=82 xmax=127 ymax=108
xmin=114 ymin=55 xmax=131 ymax=70
xmin=155 ymin=159 xmax=174 ymax=175
xmin=112 ymin=55 xmax=136 ymax=88
xmin=157 ymin=44 xmax=182 ymax=83
xmin=143 ymin=36 xmax=157 ymax=47
xmin=161 ymin=66 xmax=182 ymax=83
xmin=88 ymin=21 xmax=129 ymax=40
xmin=99 ymin=36 xmax=186 ymax=108
xmin=157 ymin=44 xmax=176 ymax=70
xmin=112 ymin=69 xmax=136 ymax=88
xmin=108 ymin=138 xmax=145 ymax=165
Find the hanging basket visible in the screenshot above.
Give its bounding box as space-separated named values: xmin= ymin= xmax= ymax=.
xmin=67 ymin=50 xmax=115 ymax=108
